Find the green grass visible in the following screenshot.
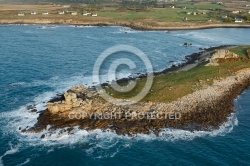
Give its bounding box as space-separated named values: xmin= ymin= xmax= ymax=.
xmin=0 ymin=3 xmax=230 ymax=24
xmin=99 ymin=8 xmax=210 ymax=22
xmin=105 ymin=46 xmax=250 ymax=103
xmin=230 ymin=46 xmax=250 ymax=58
xmin=177 ymin=2 xmax=224 ymax=10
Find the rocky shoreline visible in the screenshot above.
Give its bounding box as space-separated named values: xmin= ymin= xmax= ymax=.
xmin=24 ymin=47 xmax=250 ymax=136
xmin=1 ymin=19 xmax=250 ymax=31
xmin=27 ymin=69 xmax=250 ymax=135
xmin=106 ymin=45 xmax=234 ymax=86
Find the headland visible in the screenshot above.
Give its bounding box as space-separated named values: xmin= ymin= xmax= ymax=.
xmin=24 ymin=46 xmax=250 ymax=136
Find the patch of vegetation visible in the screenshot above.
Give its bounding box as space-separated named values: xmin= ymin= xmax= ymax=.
xmin=98 ymin=8 xmax=211 ymax=22
xmin=230 ymin=46 xmax=250 ymax=58
xmin=177 ymin=2 xmax=224 ymax=10
xmin=105 ymin=46 xmax=250 ymax=103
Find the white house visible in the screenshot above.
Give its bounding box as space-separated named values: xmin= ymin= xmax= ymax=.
xmin=235 ymin=18 xmax=243 ymax=23
xmin=71 ymin=12 xmax=77 ymax=15
xmin=18 ymin=13 xmax=24 ymax=16
xmin=186 ymin=12 xmax=191 ymax=15
xmin=42 ymin=12 xmax=49 ymax=15
xmin=58 ymin=11 xmax=65 ymax=15
xmin=222 ymin=15 xmax=228 ymax=19
xmin=92 ymin=13 xmax=97 ymax=17
xmin=31 ymin=11 xmax=36 ymax=15
xmin=83 ymin=12 xmax=91 ymax=16
xmin=232 ymin=10 xmax=240 ymax=14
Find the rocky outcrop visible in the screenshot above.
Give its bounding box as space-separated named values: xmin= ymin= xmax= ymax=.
xmin=27 ymin=68 xmax=250 ymax=135
xmin=47 ymin=85 xmax=99 ymax=114
xmin=205 ymin=49 xmax=240 ymax=66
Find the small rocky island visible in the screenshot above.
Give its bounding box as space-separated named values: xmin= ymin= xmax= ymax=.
xmin=27 ymin=47 xmax=250 ymax=135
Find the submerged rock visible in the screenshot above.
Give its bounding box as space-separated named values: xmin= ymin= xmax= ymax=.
xmin=183 ymin=43 xmax=192 ymax=47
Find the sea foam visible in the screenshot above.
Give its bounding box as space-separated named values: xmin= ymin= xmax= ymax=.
xmin=0 ymin=143 xmax=19 ymax=166
xmin=0 ymin=73 xmax=240 ymax=158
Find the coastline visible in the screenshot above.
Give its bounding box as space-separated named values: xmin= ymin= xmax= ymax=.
xmin=24 ymin=46 xmax=250 ymax=135
xmin=112 ymin=45 xmax=235 ymax=86
xmin=28 ymin=68 xmax=250 ymax=135
xmin=1 ymin=19 xmax=250 ymax=31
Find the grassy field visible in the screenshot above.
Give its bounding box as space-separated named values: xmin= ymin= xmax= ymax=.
xmin=105 ymin=46 xmax=250 ymax=103
xmin=0 ymin=1 xmax=249 ymax=25
xmin=230 ymin=46 xmax=250 ymax=58
xmin=0 ymin=4 xmax=211 ymax=22
xmin=176 ymin=2 xmax=224 ymax=10
xmin=98 ymin=8 xmax=210 ymax=22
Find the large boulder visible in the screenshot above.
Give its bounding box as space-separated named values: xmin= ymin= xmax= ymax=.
xmin=47 ymin=85 xmax=98 ymax=114
xmin=64 ymin=92 xmax=77 ymax=103
xmin=47 ymin=102 xmax=73 ymax=114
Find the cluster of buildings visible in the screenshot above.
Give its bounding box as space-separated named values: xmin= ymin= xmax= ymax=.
xmin=184 ymin=9 xmax=249 ymax=23
xmin=186 ymin=11 xmax=206 ymax=15
xmin=18 ymin=11 xmax=98 ymax=17
xmin=221 ymin=15 xmax=244 ymax=23
xmin=232 ymin=10 xmax=250 ymax=14
xmin=221 ymin=10 xmax=250 ymax=23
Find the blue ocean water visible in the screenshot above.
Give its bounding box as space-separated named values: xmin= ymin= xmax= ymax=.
xmin=0 ymin=25 xmax=250 ymax=165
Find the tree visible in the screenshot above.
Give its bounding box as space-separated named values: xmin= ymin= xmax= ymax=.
xmin=224 ymin=17 xmax=233 ymax=22
xmin=246 ymin=15 xmax=250 ymax=21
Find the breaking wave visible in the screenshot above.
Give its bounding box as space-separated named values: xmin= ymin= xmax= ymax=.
xmin=0 ymin=143 xmax=19 ymax=166
xmin=0 ymin=71 xmax=240 ymax=158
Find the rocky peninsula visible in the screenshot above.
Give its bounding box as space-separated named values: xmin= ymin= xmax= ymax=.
xmin=25 ymin=47 xmax=250 ymax=135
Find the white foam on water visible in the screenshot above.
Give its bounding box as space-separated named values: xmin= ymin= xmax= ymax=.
xmin=0 ymin=73 xmax=239 ymax=158
xmin=47 ymin=149 xmax=54 ymax=154
xmin=109 ymin=27 xmax=142 ymax=34
xmin=140 ymin=113 xmax=238 ymax=142
xmin=8 ymin=82 xmax=27 ymax=88
xmin=0 ymin=98 xmax=238 ymax=159
xmin=97 ymin=72 xmax=132 ymax=84
xmin=173 ymin=31 xmax=234 ymax=44
xmin=0 ymin=143 xmax=19 ymax=166
xmin=1 ymin=101 xmax=238 ymax=143
xmin=36 ymin=25 xmax=59 ymax=30
xmin=17 ymin=158 xmax=30 ymax=166
xmin=7 ymin=74 xmax=93 ymax=91
xmin=69 ymin=25 xmax=96 ymax=28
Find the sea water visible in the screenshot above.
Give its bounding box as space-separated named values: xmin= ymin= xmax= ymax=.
xmin=0 ymin=25 xmax=250 ymax=165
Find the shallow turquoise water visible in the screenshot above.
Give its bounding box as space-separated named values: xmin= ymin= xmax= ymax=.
xmin=0 ymin=25 xmax=250 ymax=165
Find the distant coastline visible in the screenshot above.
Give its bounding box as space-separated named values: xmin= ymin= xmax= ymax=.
xmin=1 ymin=19 xmax=250 ymax=31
